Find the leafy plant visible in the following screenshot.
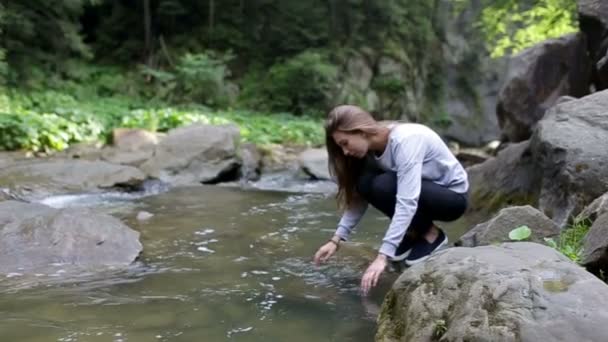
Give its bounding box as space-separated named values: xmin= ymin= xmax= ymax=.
xmin=544 ymin=219 xmax=591 ymax=263
xmin=479 ymin=0 xmax=578 ymax=58
xmin=508 ymin=225 xmax=532 ymax=241
xmin=240 ymin=51 xmax=338 ymax=116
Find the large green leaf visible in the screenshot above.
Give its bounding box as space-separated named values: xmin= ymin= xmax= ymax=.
xmin=509 ymin=225 xmax=532 ymax=241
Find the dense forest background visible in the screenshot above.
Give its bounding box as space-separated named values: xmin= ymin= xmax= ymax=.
xmin=0 ymin=0 xmax=577 ymax=151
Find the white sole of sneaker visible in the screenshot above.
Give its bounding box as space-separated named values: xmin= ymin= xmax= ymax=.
xmin=404 ymin=235 xmax=448 ymax=266
xmin=390 ymin=249 xmax=412 ymax=262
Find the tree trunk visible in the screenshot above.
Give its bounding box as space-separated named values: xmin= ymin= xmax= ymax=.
xmin=143 ymin=0 xmax=152 ymax=66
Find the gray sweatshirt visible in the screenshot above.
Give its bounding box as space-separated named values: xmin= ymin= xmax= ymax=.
xmin=334 ymin=123 xmax=469 ymax=257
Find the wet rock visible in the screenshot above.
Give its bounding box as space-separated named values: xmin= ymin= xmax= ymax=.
xmin=456 ymin=205 xmax=559 ymax=247
xmin=376 ymin=243 xmax=608 ymax=342
xmin=0 ymin=159 xmax=147 ymax=200
xmin=0 ymin=201 xmax=142 ymax=274
xmin=139 ymin=124 xmax=241 ymax=185
xmin=497 ymin=33 xmax=591 ymax=142
xmin=530 ymin=89 xmax=608 ymax=227
xmin=298 ymin=148 xmax=330 ymax=180
xmin=239 ymin=143 xmax=262 ymax=182
xmin=465 ymin=141 xmax=541 ymax=227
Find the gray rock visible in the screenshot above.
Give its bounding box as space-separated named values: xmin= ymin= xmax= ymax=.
xmin=0 ymin=201 xmax=142 ymax=274
xmin=457 ymin=205 xmax=559 ymax=247
xmin=530 ymin=89 xmax=608 ymax=227
xmin=581 ymin=213 xmax=608 ymax=277
xmin=376 ymin=243 xmax=608 ymax=342
xmin=465 ymin=141 xmax=541 ymax=227
xmin=497 ymin=33 xmax=591 ymax=142
xmin=578 ymin=0 xmax=608 ymax=89
xmin=58 ymin=142 xmax=104 ymax=160
xmin=298 ymin=148 xmax=330 ymax=180
xmin=579 ymin=192 xmax=608 ymax=276
xmin=0 ymin=159 xmax=147 ymax=200
xmin=139 ymin=124 xmax=241 ymax=185
xmin=239 ymin=143 xmax=262 ymax=182
xmin=441 ymin=2 xmax=506 ymax=146
xmin=101 ymin=147 xmax=154 ymax=167
xmin=112 ymin=128 xmax=158 ymax=150
xmin=578 ymin=191 xmax=608 ymax=222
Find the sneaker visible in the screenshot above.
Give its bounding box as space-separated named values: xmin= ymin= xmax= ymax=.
xmin=391 ymin=234 xmax=417 ymax=261
xmin=404 ymin=228 xmax=448 ymax=266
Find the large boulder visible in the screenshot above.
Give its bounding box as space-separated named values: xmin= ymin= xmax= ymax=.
xmin=578 ymin=192 xmax=608 ymax=276
xmin=376 ymin=243 xmax=608 ymax=342
xmin=298 ymin=148 xmax=330 ymax=180
xmin=0 ymin=159 xmax=147 ymax=200
xmin=465 ymin=141 xmax=541 ymax=227
xmin=139 ymin=124 xmax=241 ymax=185
xmin=496 ymin=33 xmax=591 ymax=142
xmin=457 ymin=205 xmax=559 ymax=247
xmin=0 ymin=201 xmax=142 ymax=274
xmin=578 ymin=0 xmax=608 ymax=89
xmin=530 ymin=89 xmax=608 ymax=227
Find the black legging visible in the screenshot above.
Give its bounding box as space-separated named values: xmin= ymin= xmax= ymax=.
xmin=356 ymin=170 xmax=468 ymax=246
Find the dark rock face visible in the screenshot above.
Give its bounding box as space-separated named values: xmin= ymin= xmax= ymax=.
xmin=496 ymin=33 xmax=591 ymax=142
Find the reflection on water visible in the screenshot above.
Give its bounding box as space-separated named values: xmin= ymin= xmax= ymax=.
xmin=1 ymin=185 xmax=402 ymax=341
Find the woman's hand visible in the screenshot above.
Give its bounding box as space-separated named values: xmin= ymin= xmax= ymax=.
xmin=361 ymin=254 xmax=388 ymax=296
xmin=314 ymin=239 xmax=339 ymax=265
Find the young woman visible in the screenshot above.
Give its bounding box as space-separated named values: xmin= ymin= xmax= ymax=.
xmin=313 ymin=105 xmax=469 ymax=295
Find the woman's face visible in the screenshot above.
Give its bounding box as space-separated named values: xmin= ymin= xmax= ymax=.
xmin=332 ymin=130 xmax=369 ymax=159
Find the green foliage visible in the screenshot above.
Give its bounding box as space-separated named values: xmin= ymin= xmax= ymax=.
xmin=544 ymin=219 xmax=591 ymax=263
xmin=508 ymin=225 xmax=532 ymax=241
xmin=480 ymin=0 xmax=578 ymax=58
xmin=141 ymin=51 xmax=233 ymax=105
xmin=240 ymin=51 xmax=338 ymax=116
xmin=0 ymin=89 xmax=324 ymax=152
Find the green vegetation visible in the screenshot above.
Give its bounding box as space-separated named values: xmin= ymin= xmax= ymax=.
xmin=544 ymin=219 xmax=591 ymax=264
xmin=507 ymin=219 xmax=591 ymax=263
xmin=0 ymin=89 xmax=323 ymax=152
xmin=0 ymin=0 xmax=579 ymax=152
xmin=480 ymin=0 xmax=578 ymax=57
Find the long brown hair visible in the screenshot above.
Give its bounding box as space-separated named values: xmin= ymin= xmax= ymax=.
xmin=325 ymin=105 xmax=383 ymax=210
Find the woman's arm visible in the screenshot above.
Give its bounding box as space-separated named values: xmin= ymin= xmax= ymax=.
xmin=334 ymin=199 xmax=368 ymax=241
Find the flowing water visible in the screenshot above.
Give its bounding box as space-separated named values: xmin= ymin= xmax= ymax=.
xmin=0 ymin=179 xmax=470 ymax=342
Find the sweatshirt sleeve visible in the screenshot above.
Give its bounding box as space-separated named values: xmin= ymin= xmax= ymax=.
xmin=378 ymin=137 xmax=425 ymax=257
xmin=334 ymin=199 xmax=368 ymax=240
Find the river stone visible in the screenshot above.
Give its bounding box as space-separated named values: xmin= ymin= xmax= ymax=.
xmin=578 ymin=0 xmax=608 ymax=89
xmin=530 ymin=89 xmax=608 ymax=227
xmin=0 ymin=159 xmax=147 ymax=200
xmin=298 ymin=148 xmax=330 ymax=180
xmin=112 ymin=128 xmax=158 ymax=150
xmin=456 ymin=205 xmax=559 ymax=247
xmin=376 ymin=242 xmax=608 ymax=342
xmin=496 ymin=33 xmax=591 ymax=142
xmin=581 ymin=212 xmax=608 ymax=277
xmin=578 ymin=192 xmax=608 ymax=276
xmin=139 ymin=124 xmax=241 ymax=185
xmin=0 ymin=201 xmax=142 ymax=274
xmin=465 ymin=141 xmax=541 ymax=227
xmin=239 ymin=143 xmax=262 ymax=182
xmin=577 ymin=191 xmax=608 ymax=222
